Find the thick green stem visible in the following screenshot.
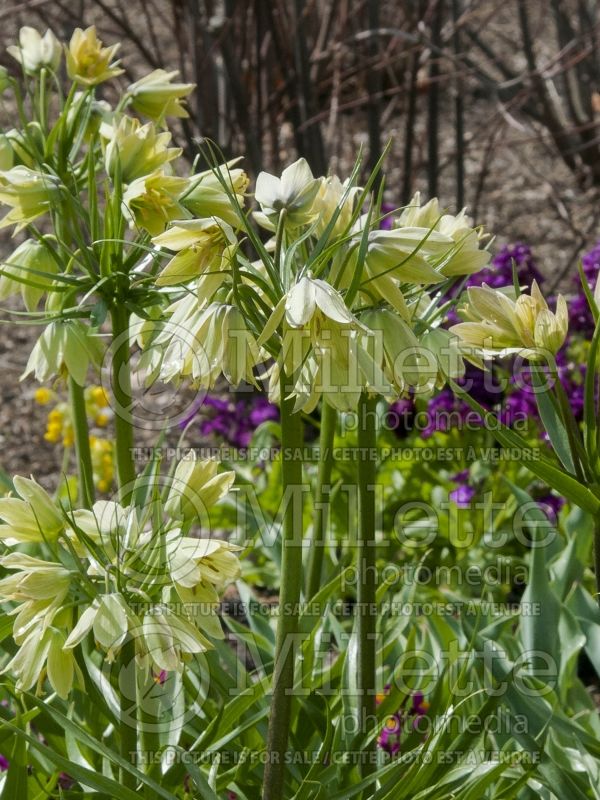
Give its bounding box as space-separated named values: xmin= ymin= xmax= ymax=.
xmin=357 ymin=393 xmax=378 ymax=779
xmin=306 ymin=402 xmax=337 ymax=599
xmin=68 ymin=376 xmax=95 ymax=509
xmin=594 ymin=520 xmax=600 ymax=606
xmin=110 ymin=305 xmax=135 ymax=503
xmin=262 ymin=379 xmax=305 ymax=800
xmin=118 ymin=637 xmax=138 ymax=790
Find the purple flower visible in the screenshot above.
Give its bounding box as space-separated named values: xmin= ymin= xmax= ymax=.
xmin=379 ymin=202 xmax=396 ymax=230
xmin=377 ymin=690 xmax=430 ymax=756
xmin=450 ymin=484 xmax=476 ymax=507
xmin=0 ymin=755 xmax=8 ymax=771
xmin=186 ymin=392 xmax=279 ymax=448
xmin=58 ymin=773 xmax=75 ymax=789
xmin=537 ymin=493 xmax=565 ymax=523
xmin=570 ymin=240 xmax=600 ymax=335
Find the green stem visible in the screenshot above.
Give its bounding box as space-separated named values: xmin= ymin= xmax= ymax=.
xmin=68 ymin=376 xmax=95 ymax=509
xmin=138 ymin=668 xmax=160 ymax=796
xmin=306 ymin=402 xmax=337 ymax=599
xmin=110 ymin=304 xmax=135 ymax=503
xmin=118 ymin=637 xmax=138 ymax=790
xmin=357 ymin=393 xmax=378 ymax=780
xmin=594 ymin=519 xmax=600 ymax=606
xmin=262 ymin=378 xmax=305 ymax=800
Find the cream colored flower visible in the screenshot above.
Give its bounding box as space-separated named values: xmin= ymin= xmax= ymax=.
xmin=254 ymin=158 xmax=320 ymax=229
xmin=0 ymin=166 xmax=60 ymax=231
xmin=261 ymin=276 xmax=386 ymax=411
xmin=153 ymin=217 xmax=235 ymax=289
xmin=450 ymin=281 xmax=568 ymax=358
xmin=66 ymin=26 xmax=123 ymax=86
xmin=396 ymin=192 xmax=491 ymax=276
xmin=8 ymin=26 xmax=61 ymax=73
xmin=181 ymin=161 xmax=249 ymax=227
xmin=123 ymin=171 xmax=188 ymax=235
xmin=128 ymin=69 xmax=195 ymax=124
xmin=165 ymin=453 xmax=235 ymax=523
xmin=102 ymin=116 xmax=180 ymax=184
xmin=312 ymin=175 xmax=362 ymax=238
xmin=159 ymin=301 xmax=262 ymax=387
xmin=22 ymin=320 xmax=104 ymax=386
xmin=0 ymin=476 xmax=64 ymax=543
xmin=0 ymin=238 xmax=58 ymax=311
xmin=3 ymin=626 xmax=75 ymax=697
xmin=64 ymin=593 xmax=133 ymax=662
xmin=140 ymin=606 xmax=211 ymax=672
xmin=165 ymin=532 xmax=241 ymax=641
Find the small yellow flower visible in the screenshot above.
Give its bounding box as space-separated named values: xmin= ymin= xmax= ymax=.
xmin=95 ymin=412 xmax=110 ymax=427
xmin=34 ymin=387 xmax=53 ymax=405
xmin=66 ymin=26 xmax=123 ymax=87
xmin=90 ymin=387 xmax=109 ymax=407
xmin=44 ymin=426 xmax=61 ymax=443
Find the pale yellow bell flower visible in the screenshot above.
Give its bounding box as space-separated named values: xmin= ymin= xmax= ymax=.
xmin=122 ymin=171 xmax=188 ymax=235
xmin=165 ymin=452 xmax=235 ymax=523
xmin=128 ymin=69 xmax=195 ymax=124
xmin=3 ymin=626 xmax=76 ymax=697
xmin=8 ymin=26 xmax=61 ymax=73
xmin=22 ymin=320 xmax=104 ymax=386
xmin=0 ymin=553 xmax=71 ymax=649
xmin=0 ymin=166 xmax=61 ymax=231
xmin=159 ymin=301 xmax=262 ymax=387
xmin=66 ymin=26 xmax=123 ymax=86
xmin=395 ymin=192 xmax=491 ymax=277
xmin=420 ymin=328 xmax=466 ymax=389
xmin=360 ymin=307 xmax=423 ymax=395
xmin=0 ymin=475 xmax=64 ymax=543
xmin=0 ymin=237 xmax=58 ymax=311
xmin=181 ymin=161 xmax=249 ymax=227
xmin=102 ymin=116 xmax=181 ymax=184
xmin=166 ymin=532 xmax=241 ymax=591
xmin=261 ymin=276 xmax=387 ymax=411
xmin=64 ymin=593 xmax=133 ymax=662
xmin=140 ymin=606 xmax=211 ymax=672
xmin=450 ymin=281 xmax=568 ymax=358
xmin=0 ymin=553 xmax=70 ymax=602
xmin=153 ymin=217 xmax=234 ymax=288
xmin=312 ymin=175 xmax=362 ymax=239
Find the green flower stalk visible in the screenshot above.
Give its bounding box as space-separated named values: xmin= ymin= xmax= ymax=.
xmin=262 ymin=380 xmax=305 ymax=800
